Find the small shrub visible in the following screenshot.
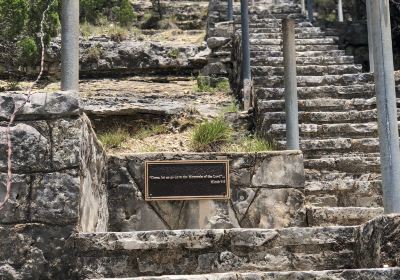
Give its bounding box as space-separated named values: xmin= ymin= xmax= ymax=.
xmin=167 ymin=48 xmax=180 ymax=59
xmin=6 ymin=79 xmax=21 ymax=91
xmin=85 ymin=44 xmax=103 ymax=62
xmin=98 ymin=128 xmax=130 ymax=149
xmin=114 ymin=0 xmax=136 ymax=27
xmin=195 ymin=76 xmax=231 ymax=93
xmin=18 ymin=37 xmax=38 ymax=66
xmin=195 ymin=76 xmax=213 ymax=92
xmin=215 ymin=79 xmax=230 ymax=93
xmin=191 ymin=118 xmax=232 ymax=152
xmin=134 ymin=124 xmax=168 ymax=140
xmin=224 ymin=101 xmax=240 ymax=113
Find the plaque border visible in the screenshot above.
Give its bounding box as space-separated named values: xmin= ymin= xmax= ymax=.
xmin=144 ymin=160 xmax=230 ymax=201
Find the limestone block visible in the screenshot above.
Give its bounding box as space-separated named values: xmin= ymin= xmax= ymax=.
xmin=240 ymin=188 xmax=305 ymax=228
xmin=50 ymin=118 xmax=82 ymax=169
xmin=252 ymin=153 xmax=304 ymax=188
xmin=0 ymin=123 xmax=51 ymax=173
xmin=207 ymin=37 xmax=231 ymax=50
xmin=30 ymin=171 xmax=80 ymax=225
xmin=0 ymin=224 xmax=75 ymax=279
xmin=0 ymin=174 xmax=30 ymax=223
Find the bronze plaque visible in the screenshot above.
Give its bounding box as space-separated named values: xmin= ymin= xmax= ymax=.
xmin=145 ymin=160 xmax=230 ymax=201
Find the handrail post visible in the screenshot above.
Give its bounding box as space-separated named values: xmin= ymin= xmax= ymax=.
xmin=366 ymin=0 xmax=374 ymax=72
xmin=337 ymin=0 xmax=343 ymax=22
xmin=61 ymin=0 xmax=79 ymax=91
xmin=227 ymin=0 xmax=233 ymax=21
xmin=300 ymin=0 xmax=306 ymax=16
xmin=370 ymin=0 xmax=400 ymax=213
xmin=282 ymin=18 xmax=299 ymax=150
xmin=240 ymin=0 xmax=252 ymax=110
xmin=306 ymin=0 xmax=313 ymax=22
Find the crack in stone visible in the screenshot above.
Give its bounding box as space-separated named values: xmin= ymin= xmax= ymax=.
xmin=124 ymin=159 xmax=172 ymax=230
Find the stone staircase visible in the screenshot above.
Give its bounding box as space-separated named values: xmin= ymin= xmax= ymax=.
xmin=236 ymin=1 xmax=386 ymax=226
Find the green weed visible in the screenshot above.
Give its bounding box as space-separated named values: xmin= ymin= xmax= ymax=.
xmin=191 ymin=118 xmax=232 ymax=152
xmin=98 ymin=128 xmax=130 ymax=149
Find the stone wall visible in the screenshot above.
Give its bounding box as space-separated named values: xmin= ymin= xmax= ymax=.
xmin=0 ymin=39 xmax=208 ymax=79
xmin=0 ymin=92 xmax=108 ymax=279
xmin=107 ymin=151 xmax=305 ymax=231
xmin=357 ymin=214 xmax=400 ymax=268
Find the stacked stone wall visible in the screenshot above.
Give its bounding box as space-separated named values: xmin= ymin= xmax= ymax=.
xmin=0 ymin=92 xmax=108 ymax=279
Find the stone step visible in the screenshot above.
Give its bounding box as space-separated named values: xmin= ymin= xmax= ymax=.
xmin=250 ymin=37 xmax=338 ymax=46
xmin=250 ymin=44 xmax=339 ymax=52
xmin=251 ymin=50 xmax=346 ymax=57
xmin=257 ymin=97 xmax=392 ymax=113
xmin=255 ymin=84 xmax=376 ymax=100
xmin=260 ymin=109 xmax=379 ymax=126
xmin=276 ymin=137 xmax=381 ymax=154
xmin=253 ymin=73 xmax=373 ymax=88
xmin=247 ymin=26 xmax=322 ymax=33
xmin=250 ymin=32 xmax=327 ymax=39
xmin=250 ymin=56 xmax=355 ymax=66
xmin=251 ymin=64 xmax=362 ymax=76
xmin=247 ymin=20 xmax=311 ymax=28
xmin=266 ymin=122 xmax=383 ymax=139
xmin=305 ymin=179 xmax=382 ymax=208
xmin=304 ymin=156 xmax=381 ymax=173
xmin=90 ymin=268 xmax=400 ymax=280
xmin=72 ymin=226 xmax=359 ymax=278
xmin=304 ymin=169 xmax=381 ymax=182
xmin=306 ymin=206 xmax=383 ymax=226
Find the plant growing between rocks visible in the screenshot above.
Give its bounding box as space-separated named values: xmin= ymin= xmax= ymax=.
xmin=195 ymin=76 xmax=230 ymax=93
xmin=191 ymin=118 xmax=232 ymax=152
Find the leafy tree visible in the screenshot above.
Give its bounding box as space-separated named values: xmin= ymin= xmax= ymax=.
xmin=0 ymin=0 xmax=60 ymax=69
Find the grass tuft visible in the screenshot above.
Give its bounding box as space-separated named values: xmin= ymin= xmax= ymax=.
xmin=98 ymin=128 xmax=130 ymax=149
xmin=191 ymin=118 xmax=232 ymax=152
xmin=134 ymin=124 xmax=168 ymax=140
xmin=195 ymin=76 xmax=230 ymax=94
xmin=227 ymin=136 xmax=274 ymax=152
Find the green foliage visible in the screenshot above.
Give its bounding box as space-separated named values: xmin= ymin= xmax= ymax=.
xmin=0 ymin=0 xmax=60 ymax=68
xmin=191 ymin=118 xmax=232 ymax=152
xmin=18 ymin=37 xmax=38 ymax=65
xmin=115 ymin=0 xmax=136 ymax=26
xmin=85 ymin=44 xmax=103 ymax=62
xmin=98 ymin=128 xmax=130 ymax=149
xmin=134 ymin=124 xmax=168 ymax=140
xmin=236 ymin=136 xmax=274 ymax=152
xmin=167 ymin=48 xmax=180 ymax=59
xmin=224 ymin=101 xmax=240 ymax=113
xmin=80 ymin=0 xmax=136 ymax=26
xmin=195 ymin=76 xmax=231 ymax=93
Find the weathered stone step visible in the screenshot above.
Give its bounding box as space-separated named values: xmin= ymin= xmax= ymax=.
xmin=253 ymin=73 xmax=373 ymax=88
xmin=304 ymin=169 xmax=381 ymax=182
xmin=72 ymin=227 xmax=358 ymax=278
xmin=251 ymin=50 xmax=346 ymax=58
xmin=247 ymin=20 xmax=310 ymax=28
xmin=277 ymin=137 xmax=381 ymax=154
xmin=251 ymin=64 xmax=362 ymax=76
xmin=260 ymin=109 xmax=379 ymax=126
xmin=250 ymin=44 xmax=339 ymax=52
xmin=304 ymin=156 xmax=381 ymax=173
xmin=250 ymin=37 xmax=338 ymax=46
xmin=305 ymin=179 xmax=382 ymax=207
xmin=257 ymin=97 xmax=389 ymax=113
xmin=251 ymin=56 xmax=354 ymax=66
xmin=306 ymin=206 xmax=383 ymax=226
xmin=266 ymin=122 xmax=384 ymax=139
xmin=247 ymin=27 xmax=322 ymax=33
xmin=255 ymin=84 xmax=376 ymax=100
xmin=250 ymin=32 xmax=327 ymax=39
xmin=90 ymin=268 xmax=400 ymax=280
